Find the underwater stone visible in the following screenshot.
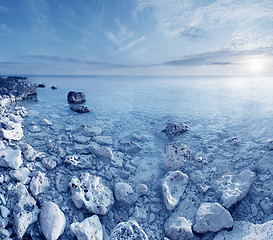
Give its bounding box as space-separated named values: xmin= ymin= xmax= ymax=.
xmin=39 ymin=202 xmax=66 ymax=240
xmin=114 ymin=182 xmax=137 ymax=205
xmin=267 ymin=139 xmax=273 ymax=150
xmin=69 ymin=173 xmax=114 ymax=215
xmin=0 ymin=147 xmax=22 ymax=169
xmin=216 ymin=169 xmax=255 ymax=209
xmin=162 ymin=170 xmax=188 ymax=211
xmin=89 ymin=142 xmax=114 ymax=160
xmin=164 ymin=141 xmax=191 ymax=169
xmin=67 ymin=91 xmax=86 ymax=104
xmin=30 ymin=171 xmax=50 ymax=196
xmin=93 ymin=136 xmax=113 ymax=145
xmin=162 ymin=123 xmax=189 ymax=140
xmin=193 ymin=202 xmax=233 ymax=233
xmin=70 ymin=215 xmax=103 ymax=240
xmin=164 ymin=216 xmax=193 ymax=240
xmin=80 ymin=125 xmax=102 ymax=137
xmin=21 ymin=143 xmax=38 ymax=161
xmin=213 ymin=220 xmax=273 ymax=240
xmin=109 ymin=220 xmax=148 ymax=240
xmin=117 ymin=140 xmax=142 ymax=155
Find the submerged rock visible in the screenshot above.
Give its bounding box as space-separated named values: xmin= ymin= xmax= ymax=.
xmin=216 ymin=169 xmax=255 ymax=208
xmin=90 ymin=142 xmax=114 ymax=160
xmin=117 ymin=140 xmax=142 ymax=155
xmin=13 ymin=183 xmax=40 ymax=239
xmin=30 ymin=171 xmax=50 ymax=196
xmin=39 ymin=202 xmax=66 ymax=240
xmin=193 ymin=202 xmax=233 ymax=233
xmin=114 ymin=182 xmax=137 ymax=205
xmin=162 ymin=123 xmax=189 ymax=140
xmin=21 ymin=143 xmax=38 ymax=161
xmin=109 ymin=220 xmax=148 ymax=240
xmin=0 ymin=147 xmax=22 ymax=169
xmin=164 ymin=141 xmax=191 ymax=169
xmin=213 ymin=220 xmax=273 ymax=240
xmin=162 ymin=170 xmax=188 ymax=210
xmin=70 ymin=104 xmax=91 ymax=113
xmin=9 ymin=167 xmax=30 ymax=184
xmin=69 ymin=173 xmax=114 ymax=215
xmin=70 ymin=215 xmax=103 ymax=240
xmin=164 ymin=216 xmax=193 ymax=240
xmin=80 ymin=125 xmax=102 ymax=137
xmin=67 ymin=91 xmax=86 ymax=104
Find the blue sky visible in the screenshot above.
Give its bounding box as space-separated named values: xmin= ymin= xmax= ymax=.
xmin=0 ymin=0 xmax=273 ymax=75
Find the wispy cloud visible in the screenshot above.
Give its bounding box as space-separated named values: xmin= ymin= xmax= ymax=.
xmin=0 ymin=5 xmax=9 ymax=12
xmin=106 ymin=20 xmax=145 ymax=54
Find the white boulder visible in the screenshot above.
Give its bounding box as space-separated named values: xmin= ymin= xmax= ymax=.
xmin=193 ymin=202 xmax=233 ymax=233
xmin=162 ymin=170 xmax=188 ymax=210
xmin=213 ymin=220 xmax=273 ymax=240
xmin=70 ymin=215 xmax=103 ymax=240
xmin=109 ymin=220 xmax=148 ymax=240
xmin=164 ymin=216 xmax=193 ymax=240
xmin=9 ymin=167 xmax=30 ymax=184
xmin=9 ymin=113 xmax=23 ymax=123
xmin=21 ymin=143 xmax=38 ymax=161
xmin=0 ymin=147 xmax=22 ymax=169
xmin=69 ymin=173 xmax=114 ymax=215
xmin=42 ymin=157 xmax=57 ymax=170
xmin=13 ymin=183 xmax=40 ymax=239
xmin=30 ymin=171 xmax=50 ymax=196
xmin=39 ymin=202 xmax=66 ymax=240
xmin=164 ymin=141 xmax=191 ymax=169
xmin=216 ymin=169 xmax=255 ymax=208
xmin=0 ymin=118 xmax=23 ymax=140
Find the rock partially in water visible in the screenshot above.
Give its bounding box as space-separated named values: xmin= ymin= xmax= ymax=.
xmin=193 ymin=202 xmax=233 ymax=233
xmin=70 ymin=104 xmax=91 ymax=113
xmin=213 ymin=220 xmax=273 ymax=240
xmin=164 ymin=216 xmax=193 ymax=240
xmin=39 ymin=202 xmax=66 ymax=240
xmin=267 ymin=139 xmax=273 ymax=150
xmin=37 ymin=84 xmax=46 ymax=88
xmin=90 ymin=142 xmax=114 ymax=160
xmin=42 ymin=157 xmax=57 ymax=170
xmin=21 ymin=143 xmax=38 ymax=161
xmin=114 ymin=182 xmax=137 ymax=205
xmin=0 ymin=117 xmax=23 ymax=141
xmin=216 ymin=169 xmax=255 ymax=209
xmin=67 ymin=91 xmax=86 ymax=104
xmin=109 ymin=220 xmax=148 ymax=240
xmin=13 ymin=183 xmax=40 ymax=239
xmin=162 ymin=123 xmax=189 ymax=140
xmin=70 ymin=215 xmax=103 ymax=240
xmin=30 ymin=171 xmax=50 ymax=196
xmin=69 ymin=173 xmax=114 ymax=215
xmin=80 ymin=125 xmax=102 ymax=137
xmin=164 ymin=141 xmax=191 ymax=169
xmin=0 ymin=147 xmax=22 ymax=169
xmin=51 ymin=86 xmax=57 ymax=90
xmin=162 ymin=170 xmax=188 ymax=211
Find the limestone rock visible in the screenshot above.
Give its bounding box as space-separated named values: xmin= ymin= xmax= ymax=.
xmin=13 ymin=183 xmax=40 ymax=239
xmin=70 ymin=215 xmax=103 ymax=240
xmin=30 ymin=171 xmax=50 ymax=196
xmin=213 ymin=220 xmax=273 ymax=240
xmin=109 ymin=220 xmax=148 ymax=240
xmin=162 ymin=123 xmax=189 ymax=140
xmin=0 ymin=147 xmax=22 ymax=169
xmin=90 ymin=142 xmax=113 ymax=160
xmin=69 ymin=173 xmax=114 ymax=215
xmin=164 ymin=141 xmax=191 ymax=169
xmin=39 ymin=202 xmax=66 ymax=240
xmin=67 ymin=91 xmax=86 ymax=104
xmin=267 ymin=139 xmax=273 ymax=150
xmin=117 ymin=140 xmax=142 ymax=155
xmin=0 ymin=118 xmax=23 ymax=140
xmin=9 ymin=167 xmax=30 ymax=184
xmin=21 ymin=143 xmax=38 ymax=161
xmin=42 ymin=157 xmax=57 ymax=170
xmin=216 ymin=169 xmax=255 ymax=208
xmin=9 ymin=113 xmax=23 ymax=123
xmin=114 ymin=182 xmax=137 ymax=205
xmin=162 ymin=170 xmax=188 ymax=210
xmin=193 ymin=202 xmax=233 ymax=233
xmin=165 ymin=216 xmax=193 ymax=240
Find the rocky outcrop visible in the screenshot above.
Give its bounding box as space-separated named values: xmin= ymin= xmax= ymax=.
xmin=69 ymin=173 xmax=114 ymax=215
xmin=39 ymin=202 xmax=66 ymax=240
xmin=13 ymin=183 xmax=40 ymax=239
xmin=164 ymin=216 xmax=193 ymax=240
xmin=162 ymin=123 xmax=189 ymax=140
xmin=70 ymin=215 xmax=103 ymax=240
xmin=213 ymin=220 xmax=273 ymax=240
xmin=109 ymin=220 xmax=148 ymax=240
xmin=164 ymin=141 xmax=191 ymax=169
xmin=216 ymin=169 xmax=255 ymax=208
xmin=162 ymin=170 xmax=188 ymax=210
xmin=193 ymin=202 xmax=233 ymax=233
xmin=67 ymin=91 xmax=86 ymax=103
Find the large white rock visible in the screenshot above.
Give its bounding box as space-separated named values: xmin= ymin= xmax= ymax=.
xmin=164 ymin=216 xmax=193 ymax=240
xmin=162 ymin=170 xmax=188 ymax=210
xmin=193 ymin=202 xmax=233 ymax=233
xmin=114 ymin=182 xmax=137 ymax=205
xmin=13 ymin=183 xmax=40 ymax=239
xmin=89 ymin=142 xmax=113 ymax=160
xmin=216 ymin=169 xmax=255 ymax=208
xmin=30 ymin=171 xmax=50 ymax=196
xmin=110 ymin=220 xmax=148 ymax=240
xmin=0 ymin=118 xmax=23 ymax=140
xmin=0 ymin=147 xmax=22 ymax=169
xmin=9 ymin=113 xmax=23 ymax=123
xmin=70 ymin=215 xmax=103 ymax=240
xmin=164 ymin=141 xmax=191 ymax=169
xmin=39 ymin=202 xmax=66 ymax=240
xmin=69 ymin=173 xmax=114 ymax=215
xmin=21 ymin=143 xmax=38 ymax=161
xmin=213 ymin=220 xmax=273 ymax=240
xmin=9 ymin=167 xmax=30 ymax=184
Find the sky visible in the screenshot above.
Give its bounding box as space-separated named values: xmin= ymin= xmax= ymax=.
xmin=0 ymin=0 xmax=273 ymax=76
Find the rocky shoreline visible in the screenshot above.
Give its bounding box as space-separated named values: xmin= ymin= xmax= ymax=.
xmin=0 ymin=76 xmax=273 ymax=239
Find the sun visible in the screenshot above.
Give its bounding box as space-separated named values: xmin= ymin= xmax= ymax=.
xmin=247 ymin=56 xmax=266 ymax=73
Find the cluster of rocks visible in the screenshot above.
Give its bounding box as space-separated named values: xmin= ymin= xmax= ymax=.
xmin=67 ymin=91 xmax=91 ymax=113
